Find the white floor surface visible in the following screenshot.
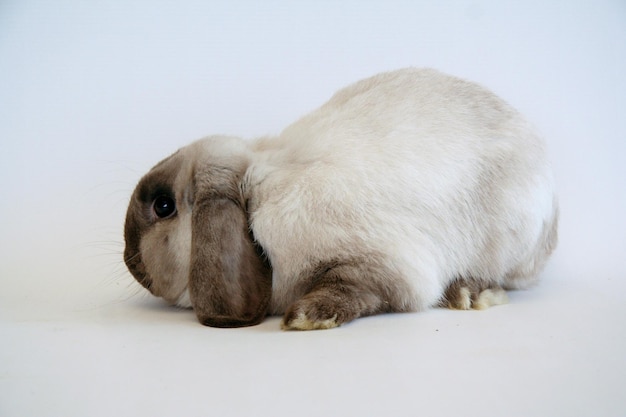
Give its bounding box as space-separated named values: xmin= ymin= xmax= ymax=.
xmin=1 ymin=1 xmax=625 ymax=416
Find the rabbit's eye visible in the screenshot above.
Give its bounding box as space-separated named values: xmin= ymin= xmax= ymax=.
xmin=153 ymin=195 xmax=176 ymax=219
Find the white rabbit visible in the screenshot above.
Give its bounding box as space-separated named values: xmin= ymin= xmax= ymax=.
xmin=124 ymin=68 xmax=558 ymax=330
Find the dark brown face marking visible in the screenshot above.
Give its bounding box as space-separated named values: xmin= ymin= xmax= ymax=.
xmin=123 ymin=151 xmax=184 ymax=293
xmin=123 ymin=249 xmax=151 ymax=290
xmin=123 ymin=195 xmax=152 ymax=291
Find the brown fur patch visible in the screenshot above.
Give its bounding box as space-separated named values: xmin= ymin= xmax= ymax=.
xmin=189 ymin=167 xmax=272 ymax=328
xmin=282 ymin=257 xmax=415 ymax=330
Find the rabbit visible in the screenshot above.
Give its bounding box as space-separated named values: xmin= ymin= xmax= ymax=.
xmin=123 ymin=68 xmax=558 ymax=330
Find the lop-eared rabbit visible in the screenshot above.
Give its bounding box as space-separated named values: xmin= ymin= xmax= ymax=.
xmin=124 ymin=68 xmax=558 ymax=330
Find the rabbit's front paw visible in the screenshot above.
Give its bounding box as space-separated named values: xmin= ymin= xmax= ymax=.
xmin=280 ymin=261 xmax=411 ymax=330
xmin=281 ymin=309 xmax=339 ymax=331
xmin=281 ymin=295 xmax=346 ymax=330
xmin=281 ymin=283 xmax=372 ymax=330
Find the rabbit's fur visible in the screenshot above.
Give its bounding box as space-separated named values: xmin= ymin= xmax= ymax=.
xmin=124 ymin=68 xmax=558 ymax=330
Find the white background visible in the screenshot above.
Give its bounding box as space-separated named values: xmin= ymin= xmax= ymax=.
xmin=1 ymin=1 xmax=625 ymax=416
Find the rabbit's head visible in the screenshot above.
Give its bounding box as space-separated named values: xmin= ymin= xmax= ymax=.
xmin=123 ymin=137 xmax=272 ymax=327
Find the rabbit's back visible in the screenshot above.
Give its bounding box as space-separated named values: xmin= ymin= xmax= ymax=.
xmin=247 ymin=68 xmax=557 ymax=313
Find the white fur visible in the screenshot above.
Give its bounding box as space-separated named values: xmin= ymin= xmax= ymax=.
xmin=241 ymin=68 xmax=557 ymax=314
xmin=176 ymin=289 xmax=192 ymax=308
xmin=474 ymin=288 xmax=509 ymax=310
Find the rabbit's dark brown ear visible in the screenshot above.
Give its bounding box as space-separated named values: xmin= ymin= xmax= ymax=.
xmin=189 ymin=170 xmax=272 ymax=328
